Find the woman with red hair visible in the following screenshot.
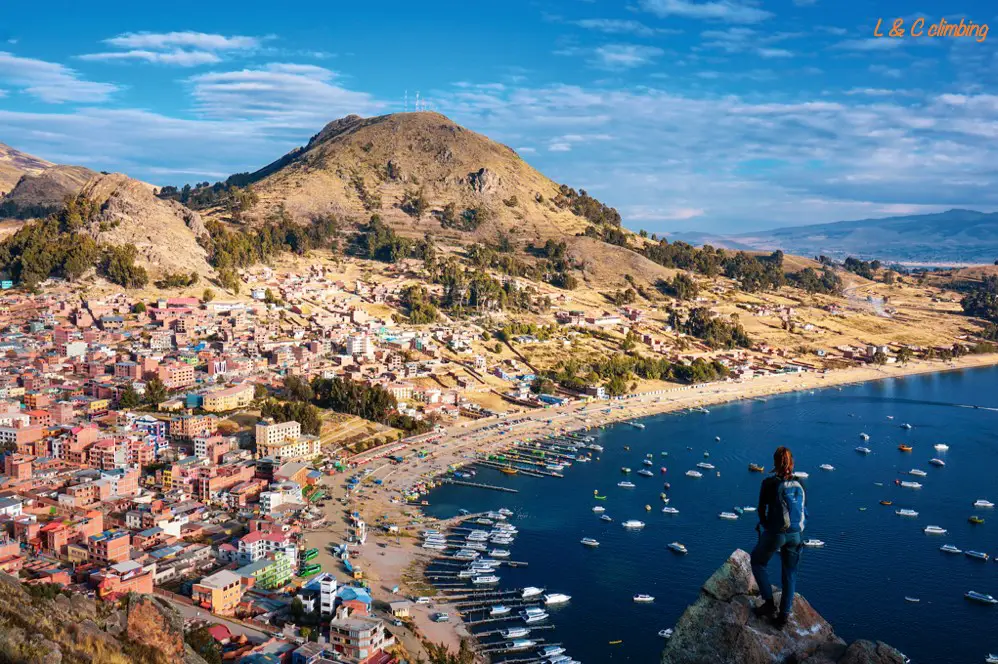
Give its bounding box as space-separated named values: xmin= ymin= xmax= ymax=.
xmin=751 ymin=446 xmax=808 ymax=629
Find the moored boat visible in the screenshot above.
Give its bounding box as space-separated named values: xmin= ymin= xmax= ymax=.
xmin=662 ymin=506 xmax=679 ymax=514
xmin=580 ymin=537 xmax=600 ymax=547
xmin=618 ymin=481 xmax=635 ymax=488
xmin=965 ymin=550 xmax=990 ymax=561
xmin=803 ymin=539 xmax=825 ymax=547
xmin=686 ymin=470 xmax=703 ymax=478
xmin=965 ymin=590 xmax=998 ymax=604
xmin=924 ymin=525 xmax=947 ymax=535
xmin=622 ymin=520 xmax=646 ymax=529
xmin=633 ymin=594 xmax=655 ymax=603
xmin=940 ymin=544 xmax=962 ymax=554
xmin=718 ymin=511 xmax=739 ymax=520
xmin=896 ymin=509 xmax=919 ymax=517
xmin=929 ymin=458 xmax=945 ymax=467
xmin=748 ymin=463 xmax=765 ymax=472
xmin=668 ymin=542 xmax=688 ymax=554
xmin=820 ymin=464 xmax=835 ymax=471
xmin=898 ymin=444 xmax=912 ymax=452
xmin=544 ymin=592 xmax=571 ymax=605
xmin=974 ymin=499 xmax=995 ymax=508
xmin=969 ymin=516 xmax=985 ymax=525
xmin=855 ymin=446 xmax=872 ymax=454
xmin=522 ymin=586 xmax=544 ymax=598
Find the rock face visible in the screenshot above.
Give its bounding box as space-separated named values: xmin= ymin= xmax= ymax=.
xmin=0 ymin=141 xmax=54 ymax=195
xmin=661 ymin=550 xmax=909 ymax=664
xmin=0 ymin=165 xmax=97 ymax=219
xmin=79 ymin=173 xmax=215 ymax=278
xmin=0 ymin=572 xmax=208 ymax=664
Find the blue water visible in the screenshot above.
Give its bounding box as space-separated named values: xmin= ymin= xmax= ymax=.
xmin=424 ymin=366 xmax=998 ymax=664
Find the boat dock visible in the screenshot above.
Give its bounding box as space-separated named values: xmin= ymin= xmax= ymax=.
xmin=441 ymin=478 xmax=520 ymax=493
xmin=474 ymin=624 xmax=555 ymax=638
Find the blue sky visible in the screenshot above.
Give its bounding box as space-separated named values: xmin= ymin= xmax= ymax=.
xmin=2 ymin=0 xmax=997 ymax=233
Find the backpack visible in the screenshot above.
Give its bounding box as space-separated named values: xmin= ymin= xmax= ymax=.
xmin=777 ymin=479 xmax=807 ymax=533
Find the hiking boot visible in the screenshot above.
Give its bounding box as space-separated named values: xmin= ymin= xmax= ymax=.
xmin=753 ymin=599 xmax=776 ymax=619
xmin=771 ymin=613 xmax=789 ymax=630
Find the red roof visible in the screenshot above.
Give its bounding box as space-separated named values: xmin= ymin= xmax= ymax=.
xmin=206 ymin=624 xmax=232 ymax=642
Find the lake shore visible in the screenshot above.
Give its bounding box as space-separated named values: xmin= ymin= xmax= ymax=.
xmin=304 ymin=353 xmax=998 ymax=657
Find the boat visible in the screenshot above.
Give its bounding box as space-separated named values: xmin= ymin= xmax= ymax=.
xmin=859 ymin=433 xmax=870 ymax=440
xmin=969 ymin=516 xmax=985 ymax=525
xmin=686 ymin=470 xmax=703 ymax=478
xmin=600 ymin=514 xmax=613 ymax=522
xmin=592 ymin=506 xmax=605 ymax=513
xmin=618 ymin=481 xmax=635 ymax=488
xmin=498 ymin=508 xmax=513 ymax=516
xmin=924 ymin=525 xmax=947 ymax=535
xmin=904 ymin=597 xmax=920 ymax=603
xmin=820 ymin=464 xmax=835 ymax=471
xmin=896 ymin=509 xmax=919 ymax=517
xmin=520 ymin=607 xmax=549 ymax=623
xmin=594 ymin=494 xmax=606 ymax=500
xmin=622 ymin=520 xmax=646 ymax=529
xmin=880 ymin=500 xmax=893 ymax=506
xmin=733 ymin=506 xmax=744 ymax=515
xmin=966 ymin=550 xmax=990 ymax=561
xmin=899 ymin=481 xmax=922 ymax=489
xmin=794 ymin=471 xmax=809 ymax=479
xmin=719 ymin=512 xmax=739 ymax=520
xmin=580 ymin=537 xmax=600 ymax=547
xmin=538 ymin=645 xmax=566 ymax=658
xmin=501 ymin=467 xmax=519 ymax=475
xmin=696 ymin=462 xmax=715 ymax=470
xmin=638 ymin=469 xmax=654 ymax=477
xmin=965 ymin=591 xmax=998 ymax=605
xmin=473 ymin=575 xmax=500 ymax=584
xmin=633 ymin=594 xmax=655 ymax=603
xmin=898 ymin=444 xmax=912 ymax=452
xmin=743 ymin=506 xmax=757 ymax=512
xmin=940 ymin=544 xmax=962 ymax=554
xmin=645 ymin=504 xmax=652 ymax=511
xmin=490 ymin=549 xmax=511 ymax=558
xmin=668 ymin=542 xmax=688 ymax=554
xmin=609 ymin=640 xmax=622 ymax=645
xmin=629 ymin=422 xmax=646 ymax=430
xmin=643 ymin=459 xmax=654 ymax=466
xmin=803 ymin=539 xmax=825 ymax=547
xmin=543 ymin=593 xmax=571 ymax=605
xmin=855 ymin=447 xmax=872 ymax=454
xmin=900 ymin=423 xmax=913 ymax=430
xmin=522 ymin=587 xmax=544 ymax=598
xmin=986 ymin=655 xmax=998 ymax=664
xmin=491 ymin=605 xmax=511 ymax=616
xmin=659 ymin=628 xmax=674 ymax=639
xmin=662 ymin=506 xmax=679 ymax=514
xmin=974 ymin=500 xmax=995 ymax=508
xmin=715 ymin=436 xmax=721 ymax=441
xmin=621 ymin=467 xmax=631 ymax=474
xmin=908 ymin=469 xmax=927 ymax=477
xmin=934 ymin=443 xmax=949 ymax=451
xmin=929 ymin=458 xmax=945 ymax=467
xmin=501 ymin=627 xmax=529 ymax=639
xmin=748 ymin=463 xmax=765 ymax=473
xmin=661 ymin=467 xmax=668 ymax=474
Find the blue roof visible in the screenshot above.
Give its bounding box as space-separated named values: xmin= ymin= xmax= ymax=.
xmin=149 ymin=544 xmax=184 ymax=559
xmin=335 ymin=586 xmax=372 ymax=605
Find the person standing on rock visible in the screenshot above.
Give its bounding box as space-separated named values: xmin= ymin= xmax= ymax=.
xmin=750 ymin=445 xmax=807 ymax=629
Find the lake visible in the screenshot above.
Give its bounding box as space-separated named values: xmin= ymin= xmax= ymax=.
xmin=424 ymin=365 xmax=998 ymax=663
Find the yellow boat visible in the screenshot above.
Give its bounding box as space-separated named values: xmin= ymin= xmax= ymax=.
xmin=500 ymin=467 xmax=518 ymax=475
xmin=609 ymin=640 xmax=622 ymax=645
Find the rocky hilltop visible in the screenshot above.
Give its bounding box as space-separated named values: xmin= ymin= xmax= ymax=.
xmin=0 ymin=142 xmax=55 ymax=195
xmin=662 ymin=550 xmax=908 ymax=664
xmin=0 ymin=572 xmax=208 ymax=664
xmin=79 ymin=173 xmax=215 ymax=278
xmin=1 ymin=164 xmax=97 ymax=220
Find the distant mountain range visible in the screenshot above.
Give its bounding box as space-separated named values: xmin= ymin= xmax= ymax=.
xmin=669 ymin=209 xmax=998 ymax=265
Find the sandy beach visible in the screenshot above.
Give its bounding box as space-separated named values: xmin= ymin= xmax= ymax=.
xmin=303 ymin=353 xmax=998 ymax=657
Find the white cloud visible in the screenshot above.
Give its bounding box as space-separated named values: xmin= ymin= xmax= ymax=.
xmin=834 ymin=38 xmax=902 ymax=51
xmin=639 ymin=0 xmax=772 ymax=24
xmin=792 ymin=0 xmax=817 ymax=5
xmin=0 ymin=51 xmax=117 ymax=103
xmin=572 ymin=18 xmax=679 ymax=36
xmin=700 ymin=27 xmax=797 ymax=58
xmin=79 ymin=49 xmax=221 ymax=66
xmin=188 ymin=63 xmax=383 ymax=126
xmin=758 ymin=48 xmax=793 ymax=58
xmin=104 ymin=31 xmax=260 ymax=51
xmin=592 ymin=44 xmax=664 ymax=69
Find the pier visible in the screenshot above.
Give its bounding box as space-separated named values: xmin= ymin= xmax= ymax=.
xmin=441 ymin=478 xmax=520 ymax=492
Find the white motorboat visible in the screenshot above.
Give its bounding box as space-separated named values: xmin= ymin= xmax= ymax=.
xmin=743 ymin=506 xmax=757 ymax=512
xmin=600 ymin=514 xmax=613 ymax=522
xmin=965 ymin=591 xmax=998 ymax=605
xmin=633 ymin=594 xmax=655 ymax=603
xmin=643 ymin=459 xmax=654 ymax=466
xmin=520 ymin=607 xmax=549 ymax=623
xmin=622 ymin=520 xmax=646 ymax=529
xmin=629 ymin=422 xmax=646 ymax=430
xmin=900 ymin=423 xmax=913 ymax=429
xmin=974 ymin=500 xmax=995 ymax=508
xmin=859 ymin=433 xmax=870 ymax=440
xmin=855 ymin=447 xmax=872 ymax=454
xmin=986 ymin=654 xmax=998 ymax=664
xmin=940 ymin=544 xmax=962 ymax=554
xmin=696 ymin=462 xmax=715 ymax=470
xmin=896 ymin=509 xmax=919 ymax=517
xmin=491 ymin=605 xmax=511 ymax=616
xmin=498 ymin=508 xmax=514 ymax=517
xmin=580 ymin=537 xmax=600 ymax=547
xmin=522 ymin=586 xmax=544 ymax=599
xmin=544 ymin=593 xmax=571 ymax=605
xmin=718 ymin=511 xmax=739 ymax=520
xmin=685 ymin=470 xmax=703 ymax=478
xmin=899 ymin=481 xmax=922 ymax=489
xmin=668 ymin=542 xmax=688 ymax=554
xmin=659 ymin=628 xmax=674 ymax=639
xmin=637 ymin=469 xmax=654 ymax=477
xmin=501 ymin=627 xmax=529 ymax=639
xmin=621 ymin=467 xmax=631 ymax=474
xmin=592 ymin=506 xmax=605 ymax=513
xmin=538 ymin=645 xmax=566 ymax=657
xmin=507 ymin=638 xmax=536 ymax=651
xmin=473 ymin=575 xmax=500 ymax=584
xmin=794 ymin=471 xmax=809 ymax=479
xmin=908 ymin=469 xmax=927 ymax=477
xmin=933 ymin=443 xmax=949 ymax=451
xmin=803 ymin=539 xmax=825 ymax=547
xmin=490 ymin=549 xmax=510 ymax=558
xmin=820 ymin=464 xmax=835 ymax=471
xmin=929 ymin=458 xmax=945 ymax=467
xmin=662 ymin=506 xmax=679 ymax=514
xmin=618 ymin=481 xmax=636 ymax=488
xmin=924 ymin=525 xmax=947 ymax=535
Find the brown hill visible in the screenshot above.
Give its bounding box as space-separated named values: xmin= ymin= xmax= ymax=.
xmin=209 ymin=112 xmax=602 ymax=245
xmin=80 ymin=173 xmax=214 ymax=278
xmin=1 ymin=164 xmax=97 ymax=220
xmin=0 ymin=142 xmax=54 ymax=195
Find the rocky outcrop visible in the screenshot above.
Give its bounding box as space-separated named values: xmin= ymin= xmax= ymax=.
xmin=0 ymin=165 xmax=96 ymax=219
xmin=0 ymin=572 xmax=208 ymax=664
xmin=661 ymin=550 xmax=908 ymax=664
xmin=463 ymin=167 xmax=501 ymax=194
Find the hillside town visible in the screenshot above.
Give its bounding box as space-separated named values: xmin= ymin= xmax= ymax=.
xmin=0 ymin=256 xmax=990 ymax=664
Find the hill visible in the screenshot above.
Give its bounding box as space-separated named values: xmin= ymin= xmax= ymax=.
xmin=671 ymin=209 xmax=998 ymax=264
xmin=0 ymin=142 xmax=54 ymax=195
xmin=195 ymin=112 xmax=615 ymax=245
xmin=0 ymin=164 xmax=97 ymax=220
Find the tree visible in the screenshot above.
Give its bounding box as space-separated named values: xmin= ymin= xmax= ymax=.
xmin=144 ymin=377 xmax=167 ymax=405
xmin=872 ymin=350 xmax=888 ymax=365
xmin=897 ymin=347 xmax=913 ymax=365
xmin=132 ymin=302 xmax=146 ymax=314
xmin=118 ymin=385 xmax=141 ymax=409
xmin=530 ymin=377 xmax=555 ymax=395
xmin=202 ymin=288 xmax=215 ymax=303
xmin=605 ymin=374 xmax=629 ymax=397
xmin=185 ymin=626 xmax=222 ymax=664
xmin=289 ymin=597 xmax=305 ymax=622
xmin=300 ymin=626 xmax=313 ymax=641
xmin=100 ymin=244 xmax=148 ymax=288
xmin=282 ymin=375 xmax=314 ymax=403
